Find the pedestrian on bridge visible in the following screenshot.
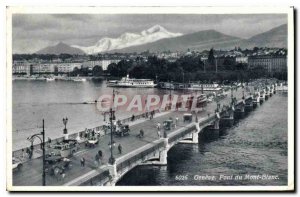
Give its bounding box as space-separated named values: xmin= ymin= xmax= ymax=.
xmin=80 ymin=157 xmax=85 ymax=167
xmin=98 ymin=150 xmax=103 ymax=158
xmin=95 ymin=153 xmax=100 ymax=166
xmin=175 ymin=117 xmax=179 ymax=127
xmin=98 ymin=150 xmax=103 ymax=162
xmin=131 ymin=114 xmax=135 ymax=121
xmin=140 ymin=129 xmax=144 ymax=138
xmin=118 ymin=144 xmax=122 ymax=154
xmin=157 ymin=123 xmax=161 ymax=131
xmin=157 ymin=130 xmax=161 ymax=139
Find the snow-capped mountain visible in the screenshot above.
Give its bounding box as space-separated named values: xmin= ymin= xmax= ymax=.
xmin=72 ymin=25 xmax=182 ymax=54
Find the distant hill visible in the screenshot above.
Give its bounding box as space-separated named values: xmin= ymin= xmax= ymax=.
xmin=246 ymin=24 xmax=287 ymax=48
xmin=110 ymin=30 xmax=246 ymax=53
xmin=36 ymin=42 xmax=85 ymax=55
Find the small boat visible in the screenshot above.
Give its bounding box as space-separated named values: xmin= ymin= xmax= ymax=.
xmin=73 ymin=77 xmax=87 ymax=82
xmin=46 ymin=77 xmax=55 ymax=81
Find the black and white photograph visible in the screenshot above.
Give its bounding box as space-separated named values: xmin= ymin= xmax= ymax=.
xmin=6 ymin=6 xmax=294 ymax=191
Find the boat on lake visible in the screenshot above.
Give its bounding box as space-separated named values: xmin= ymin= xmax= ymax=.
xmin=46 ymin=77 xmax=55 ymax=81
xmin=107 ymin=75 xmax=156 ymax=88
xmin=73 ymin=77 xmax=87 ymax=82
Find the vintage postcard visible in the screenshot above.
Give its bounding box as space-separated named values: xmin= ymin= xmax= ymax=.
xmin=6 ymin=6 xmax=294 ymax=191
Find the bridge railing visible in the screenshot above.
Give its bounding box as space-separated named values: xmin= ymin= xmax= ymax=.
xmin=79 ymin=170 xmax=110 ymax=186
xmin=116 ymin=140 xmax=165 ymax=174
xmin=168 ymin=125 xmax=196 ymax=144
xmin=120 ymin=109 xmax=161 ymax=124
xmin=199 ymin=115 xmax=215 ymax=127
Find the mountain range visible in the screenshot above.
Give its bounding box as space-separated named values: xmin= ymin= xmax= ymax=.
xmin=36 ymin=24 xmax=287 ymax=55
xmin=72 ymin=25 xmax=182 ymax=54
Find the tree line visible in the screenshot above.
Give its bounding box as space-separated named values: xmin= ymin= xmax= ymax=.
xmin=106 ymin=54 xmax=271 ymax=83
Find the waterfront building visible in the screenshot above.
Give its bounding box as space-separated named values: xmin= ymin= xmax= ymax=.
xmin=101 ymin=60 xmax=120 ymax=70
xmin=32 ymin=63 xmax=55 ymax=74
xmin=248 ymin=55 xmax=287 ymax=73
xmin=56 ymin=62 xmax=82 ymax=73
xmin=12 ymin=60 xmax=31 ymax=75
xmin=82 ymin=60 xmax=102 ymax=70
xmin=82 ymin=59 xmax=121 ymax=70
xmin=98 ymin=59 xmax=121 ymax=70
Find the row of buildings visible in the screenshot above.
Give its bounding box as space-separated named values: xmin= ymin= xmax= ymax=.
xmin=12 ymin=59 xmax=121 ymax=75
xmin=199 ymin=55 xmax=287 ymax=73
xmin=247 ymin=55 xmax=287 ymax=73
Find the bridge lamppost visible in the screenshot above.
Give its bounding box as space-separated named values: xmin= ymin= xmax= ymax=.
xmin=103 ymin=89 xmax=118 ymax=165
xmin=63 ymin=117 xmax=68 ymax=140
xmin=168 ymin=80 xmax=172 ymax=111
xmin=27 ymin=119 xmax=46 ymax=186
xmin=214 ymin=93 xmax=220 ymax=112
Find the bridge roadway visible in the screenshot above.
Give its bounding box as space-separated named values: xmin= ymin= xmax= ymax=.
xmin=13 ymin=87 xmax=246 ymax=186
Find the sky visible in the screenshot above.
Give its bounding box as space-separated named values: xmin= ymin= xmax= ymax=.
xmin=12 ymin=14 xmax=287 ymax=54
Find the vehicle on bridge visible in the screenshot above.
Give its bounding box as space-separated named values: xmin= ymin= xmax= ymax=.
xmin=47 ymin=139 xmax=80 ymax=157
xmin=183 ymin=113 xmax=193 ymax=123
xmin=114 ymin=124 xmax=130 ymax=137
xmin=46 ymin=157 xmax=71 ymax=177
xmin=86 ymin=136 xmax=99 ymax=147
xmin=163 ymin=119 xmax=174 ymax=130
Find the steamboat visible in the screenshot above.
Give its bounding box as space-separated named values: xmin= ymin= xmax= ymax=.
xmin=107 ymin=75 xmax=156 ymax=88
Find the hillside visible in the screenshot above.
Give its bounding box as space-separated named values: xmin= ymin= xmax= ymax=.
xmin=247 ymin=24 xmax=287 ymax=48
xmin=36 ymin=42 xmax=85 ymax=55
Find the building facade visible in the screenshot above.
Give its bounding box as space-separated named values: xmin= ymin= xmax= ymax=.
xmin=32 ymin=63 xmax=55 ymax=73
xmin=12 ymin=61 xmax=31 ymax=75
xmin=101 ymin=60 xmax=121 ymax=70
xmin=13 ymin=61 xmax=82 ymax=75
xmin=56 ymin=62 xmax=82 ymax=73
xmin=248 ymin=55 xmax=287 ymax=73
xmin=82 ymin=59 xmax=121 ymax=71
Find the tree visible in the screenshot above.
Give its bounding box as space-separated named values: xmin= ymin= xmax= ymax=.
xmin=117 ymin=60 xmax=132 ymax=76
xmin=92 ymin=65 xmax=103 ymax=77
xmin=129 ymin=65 xmax=145 ymax=78
xmin=236 ymin=63 xmax=247 ymax=71
xmin=58 ymin=53 xmax=72 ymax=61
xmin=106 ymin=63 xmax=119 ymax=77
xmin=223 ymin=57 xmax=235 ymax=70
xmin=70 ymin=67 xmax=79 ymax=76
xmin=208 ymin=48 xmax=215 ymax=70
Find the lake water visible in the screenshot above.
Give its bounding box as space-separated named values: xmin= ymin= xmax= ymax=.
xmin=12 ymin=80 xmax=180 ymax=150
xmin=116 ymin=93 xmax=288 ymax=186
